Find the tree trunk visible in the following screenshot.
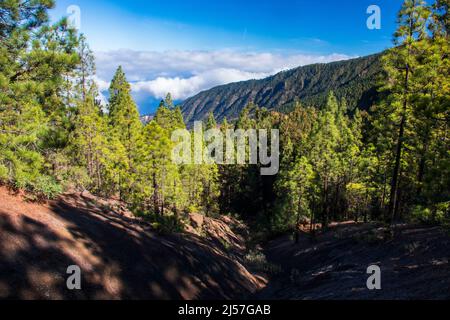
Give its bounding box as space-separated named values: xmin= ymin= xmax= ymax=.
xmin=152 ymin=171 xmax=160 ymax=215
xmin=389 ymin=64 xmax=409 ymax=224
xmin=416 ymin=138 xmax=429 ymax=199
xmin=322 ymin=175 xmax=329 ymax=230
xmin=295 ymin=191 xmax=302 ymax=244
xmin=310 ymin=198 xmax=316 ymax=240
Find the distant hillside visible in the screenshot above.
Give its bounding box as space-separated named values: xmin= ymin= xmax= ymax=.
xmin=140 ymin=114 xmax=154 ymax=124
xmin=181 ymin=53 xmax=383 ymax=124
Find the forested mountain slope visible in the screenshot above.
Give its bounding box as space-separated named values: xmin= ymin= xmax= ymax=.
xmin=181 ymin=53 xmax=383 ymax=124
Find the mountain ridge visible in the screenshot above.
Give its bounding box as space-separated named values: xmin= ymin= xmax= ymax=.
xmin=181 ymin=53 xmax=384 ymax=124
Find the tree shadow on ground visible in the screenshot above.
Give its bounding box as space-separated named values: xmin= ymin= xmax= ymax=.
xmin=0 ymin=193 xmax=260 ymax=300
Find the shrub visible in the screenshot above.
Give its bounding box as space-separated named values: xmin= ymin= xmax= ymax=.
xmin=30 ymin=175 xmax=63 ymax=200
xmin=152 ymin=214 xmax=185 ymax=234
xmin=0 ymin=164 xmax=8 ymax=182
xmin=411 ymin=203 xmax=449 ymax=225
xmin=137 ymin=210 xmax=185 ymax=234
xmin=244 ymin=250 xmax=282 ymax=275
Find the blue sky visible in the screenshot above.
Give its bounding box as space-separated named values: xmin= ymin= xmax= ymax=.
xmin=50 ymin=0 xmax=404 ymax=114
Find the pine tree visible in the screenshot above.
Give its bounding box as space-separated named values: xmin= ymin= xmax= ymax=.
xmin=275 ymin=156 xmax=314 ymax=239
xmin=0 ymin=0 xmax=79 ymax=197
xmin=410 ymin=1 xmax=450 ymax=216
xmin=431 ymin=0 xmax=450 ymax=36
xmin=382 ymin=0 xmax=431 ymax=222
xmin=164 ymin=93 xmax=174 ymax=110
xmin=134 ymin=121 xmax=180 ymax=214
xmin=310 ymin=92 xmax=341 ymax=228
xmin=108 ymin=66 xmax=143 ymax=200
xmin=70 ymin=84 xmax=110 ymax=192
xmin=76 ymin=34 xmax=96 ymax=102
xmin=155 ymin=96 xmax=185 ymax=133
xmin=205 ymin=112 xmax=217 ymax=130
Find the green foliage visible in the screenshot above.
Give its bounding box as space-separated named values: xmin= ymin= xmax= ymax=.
xmin=244 ymin=250 xmax=282 ymax=275
xmin=0 ymin=0 xmax=79 ymax=194
xmin=30 ymin=175 xmax=63 ymax=199
xmin=107 ymin=66 xmax=143 ymax=198
xmin=148 ymin=213 xmax=185 ymax=234
xmin=205 ymin=111 xmax=217 ymax=130
xmin=274 ymin=156 xmax=314 ymax=233
xmin=370 ymin=0 xmax=450 ymax=223
xmin=411 ymin=202 xmax=450 ymax=224
xmin=0 ymin=164 xmax=8 ymax=181
xmin=271 ymin=92 xmax=371 ymax=232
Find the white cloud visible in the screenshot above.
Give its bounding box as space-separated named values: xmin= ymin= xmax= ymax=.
xmin=94 ymin=50 xmax=354 ymax=101
xmin=131 ymin=68 xmax=270 ymax=101
xmin=92 ymin=75 xmax=110 ymax=92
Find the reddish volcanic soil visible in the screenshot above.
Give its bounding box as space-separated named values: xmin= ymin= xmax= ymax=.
xmin=0 ymin=187 xmax=264 ymax=300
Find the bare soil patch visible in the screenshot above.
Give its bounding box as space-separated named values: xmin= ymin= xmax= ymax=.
xmin=255 ymin=222 xmax=450 ymax=300
xmin=0 ymin=187 xmax=264 ymax=300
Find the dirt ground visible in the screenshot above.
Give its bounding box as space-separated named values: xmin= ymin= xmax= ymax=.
xmin=0 ymin=187 xmax=264 ymax=300
xmin=0 ymin=186 xmax=448 ymax=300
xmin=255 ymin=222 xmax=450 ymax=300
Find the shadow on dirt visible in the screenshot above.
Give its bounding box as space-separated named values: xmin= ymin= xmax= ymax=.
xmin=0 ymin=192 xmax=261 ymax=300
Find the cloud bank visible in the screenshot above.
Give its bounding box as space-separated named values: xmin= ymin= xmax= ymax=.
xmin=94 ymin=50 xmax=354 ymax=110
xmin=131 ymin=68 xmax=270 ymax=101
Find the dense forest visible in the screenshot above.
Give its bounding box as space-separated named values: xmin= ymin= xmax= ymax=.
xmin=0 ymin=0 xmax=449 ymax=241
